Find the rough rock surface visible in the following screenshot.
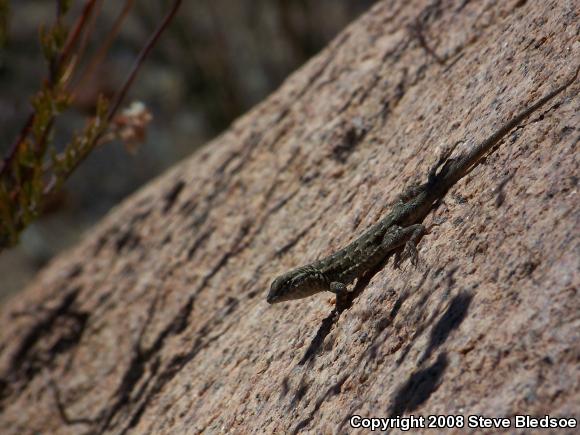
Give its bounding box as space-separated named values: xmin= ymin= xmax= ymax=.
xmin=0 ymin=0 xmax=579 ymax=433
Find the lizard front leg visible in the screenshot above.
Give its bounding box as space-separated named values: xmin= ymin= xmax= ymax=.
xmin=400 ymin=224 xmax=426 ymax=266
xmin=385 ymin=224 xmax=426 ymax=267
xmin=328 ymin=282 xmax=350 ymax=310
xmin=329 ymin=281 xmax=348 ymax=294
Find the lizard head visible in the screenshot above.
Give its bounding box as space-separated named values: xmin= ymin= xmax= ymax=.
xmin=267 ymin=266 xmax=327 ymax=304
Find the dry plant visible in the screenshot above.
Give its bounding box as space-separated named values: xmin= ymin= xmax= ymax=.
xmin=0 ymin=0 xmax=181 ymax=251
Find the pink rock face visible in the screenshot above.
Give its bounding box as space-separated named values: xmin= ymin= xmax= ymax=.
xmin=0 ymin=1 xmax=579 ymax=433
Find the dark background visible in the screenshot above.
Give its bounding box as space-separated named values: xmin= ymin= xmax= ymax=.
xmin=0 ymin=0 xmax=377 ymax=302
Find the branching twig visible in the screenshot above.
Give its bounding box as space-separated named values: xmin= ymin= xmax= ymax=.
xmin=46 ymin=0 xmax=183 ymax=191
xmin=59 ymin=0 xmax=98 ymax=71
xmin=72 ymin=0 xmax=134 ymax=96
xmin=106 ymin=0 xmax=182 ymax=122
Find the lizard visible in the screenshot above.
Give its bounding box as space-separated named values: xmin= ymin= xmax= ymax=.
xmin=266 ymin=66 xmax=579 ymax=304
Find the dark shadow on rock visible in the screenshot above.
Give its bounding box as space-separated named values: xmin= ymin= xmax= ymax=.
xmin=395 ymin=267 xmax=458 ymax=367
xmin=361 ymin=270 xmax=430 ymax=369
xmin=418 ymin=291 xmax=473 ymax=364
xmin=292 ymin=374 xmax=348 ymax=435
xmin=336 ymin=270 xmax=432 ymax=432
xmin=297 ymin=308 xmax=339 ymax=366
xmin=388 ymin=353 xmax=448 ymax=417
xmin=289 ymin=378 xmax=310 ymax=410
xmin=297 ymin=252 xmax=396 ymax=367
